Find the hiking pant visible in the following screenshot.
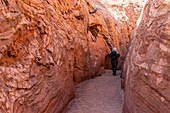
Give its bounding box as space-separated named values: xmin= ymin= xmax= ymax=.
xmin=111 ymin=60 xmax=118 ymax=75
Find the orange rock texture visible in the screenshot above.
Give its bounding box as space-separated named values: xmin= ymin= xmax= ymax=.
xmin=122 ymin=0 xmax=170 ymax=113
xmin=0 ymin=0 xmax=145 ymax=112
xmin=93 ymin=0 xmax=146 ymax=68
xmin=0 ymin=0 xmax=75 ymax=112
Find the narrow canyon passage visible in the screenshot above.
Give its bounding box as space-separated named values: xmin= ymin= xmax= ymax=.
xmin=67 ymin=70 xmax=124 ymax=113
xmin=1 ymin=0 xmax=169 ymax=112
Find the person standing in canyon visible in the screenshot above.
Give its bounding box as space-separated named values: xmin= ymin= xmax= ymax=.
xmin=109 ymin=48 xmax=120 ymax=76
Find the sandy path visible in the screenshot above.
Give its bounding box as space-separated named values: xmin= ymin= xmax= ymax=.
xmin=66 ymin=70 xmax=124 ymax=113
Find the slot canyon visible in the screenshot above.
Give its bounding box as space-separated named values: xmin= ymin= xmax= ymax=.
xmin=0 ymin=0 xmax=169 ymax=113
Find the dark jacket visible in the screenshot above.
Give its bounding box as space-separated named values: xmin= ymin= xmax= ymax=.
xmin=109 ymin=50 xmax=120 ymax=61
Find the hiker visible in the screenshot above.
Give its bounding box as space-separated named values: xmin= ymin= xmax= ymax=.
xmin=109 ymin=47 xmax=120 ymax=76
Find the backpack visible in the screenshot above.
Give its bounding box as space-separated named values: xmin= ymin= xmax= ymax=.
xmin=109 ymin=51 xmax=120 ymax=60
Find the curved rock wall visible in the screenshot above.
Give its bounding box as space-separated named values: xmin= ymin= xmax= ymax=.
xmin=0 ymin=0 xmax=147 ymax=112
xmin=0 ymin=0 xmax=75 ymax=112
xmin=0 ymin=0 xmax=128 ymax=112
xmin=122 ymin=0 xmax=170 ymax=113
xmin=93 ymin=0 xmax=146 ymax=68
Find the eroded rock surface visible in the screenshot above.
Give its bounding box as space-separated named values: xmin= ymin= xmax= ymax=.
xmin=93 ymin=0 xmax=146 ymax=68
xmin=122 ymin=0 xmax=170 ymax=113
xmin=0 ymin=0 xmax=147 ymax=112
xmin=0 ymin=0 xmax=76 ymax=112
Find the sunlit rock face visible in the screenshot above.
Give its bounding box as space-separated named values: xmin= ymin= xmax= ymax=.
xmin=122 ymin=0 xmax=170 ymax=113
xmin=91 ymin=0 xmax=146 ymax=67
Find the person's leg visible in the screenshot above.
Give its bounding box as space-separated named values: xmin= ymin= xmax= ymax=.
xmin=111 ymin=62 xmax=114 ymax=75
xmin=113 ymin=60 xmax=118 ymax=76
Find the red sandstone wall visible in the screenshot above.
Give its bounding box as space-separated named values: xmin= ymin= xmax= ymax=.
xmin=0 ymin=0 xmax=121 ymax=112
xmin=122 ymin=0 xmax=170 ymax=113
xmin=0 ymin=0 xmax=146 ymax=112
xmin=0 ymin=0 xmax=76 ymax=112
xmin=93 ymin=0 xmax=146 ymax=68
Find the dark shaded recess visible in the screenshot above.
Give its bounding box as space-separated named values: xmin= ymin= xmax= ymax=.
xmin=7 ymin=49 xmax=17 ymax=58
xmin=91 ymin=36 xmax=97 ymax=42
xmin=58 ymin=0 xmax=61 ymax=4
xmin=89 ymin=9 xmax=97 ymax=14
xmin=7 ymin=51 xmax=13 ymax=57
xmin=46 ymin=0 xmax=50 ymax=4
xmin=73 ymin=75 xmax=76 ymax=83
xmin=87 ymin=23 xmax=102 ymax=42
xmin=103 ymin=37 xmax=112 ymax=51
xmin=75 ymin=14 xmax=84 ymax=20
xmin=1 ymin=0 xmax=9 ymax=6
xmin=66 ymin=35 xmax=72 ymax=43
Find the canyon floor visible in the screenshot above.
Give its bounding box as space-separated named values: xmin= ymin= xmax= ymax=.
xmin=66 ymin=70 xmax=124 ymax=113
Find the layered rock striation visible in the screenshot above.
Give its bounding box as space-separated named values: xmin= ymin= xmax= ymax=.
xmin=122 ymin=0 xmax=170 ymax=113
xmin=0 ymin=0 xmax=146 ymax=112
xmin=93 ymin=0 xmax=146 ymax=68
xmin=0 ymin=0 xmax=121 ymax=112
xmin=0 ymin=0 xmax=76 ymax=112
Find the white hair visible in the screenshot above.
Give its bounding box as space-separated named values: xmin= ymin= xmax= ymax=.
xmin=113 ymin=47 xmax=117 ymax=51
